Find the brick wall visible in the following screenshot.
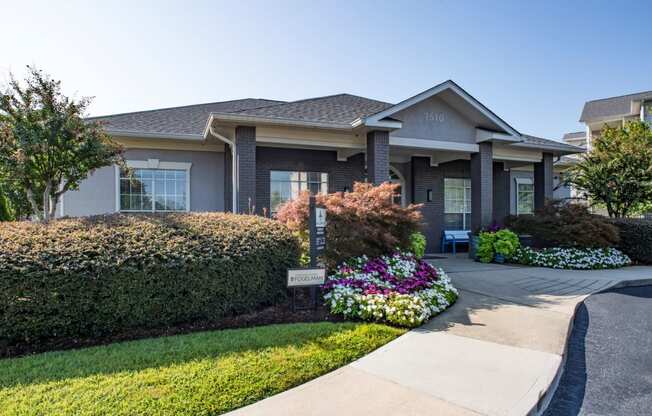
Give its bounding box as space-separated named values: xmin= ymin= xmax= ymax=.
xmin=235 ymin=126 xmax=256 ymax=213
xmin=256 ymin=147 xmax=365 ymax=215
xmin=411 ymin=158 xmax=471 ymax=253
xmin=366 ymin=130 xmax=389 ymax=184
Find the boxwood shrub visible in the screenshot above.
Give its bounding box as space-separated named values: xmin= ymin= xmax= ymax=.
xmin=610 ymin=219 xmax=652 ymax=264
xmin=0 ymin=213 xmax=300 ymax=347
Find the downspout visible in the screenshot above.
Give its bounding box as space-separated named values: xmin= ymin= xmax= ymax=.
xmin=209 ymin=125 xmax=238 ymax=214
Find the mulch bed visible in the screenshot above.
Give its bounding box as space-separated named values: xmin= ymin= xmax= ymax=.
xmin=1 ymin=300 xmax=342 ymax=360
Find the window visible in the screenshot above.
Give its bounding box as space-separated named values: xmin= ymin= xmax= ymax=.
xmin=515 ymin=178 xmax=534 ymax=215
xmin=119 ymin=167 xmax=189 ymax=212
xmin=444 ymin=178 xmax=471 ymax=230
xmin=270 ymin=171 xmax=328 ymax=213
xmin=645 ymin=101 xmax=652 ymax=125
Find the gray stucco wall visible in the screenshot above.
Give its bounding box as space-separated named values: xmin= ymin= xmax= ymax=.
xmin=61 ymin=148 xmax=224 ymax=217
xmin=391 ymin=96 xmax=477 ymax=144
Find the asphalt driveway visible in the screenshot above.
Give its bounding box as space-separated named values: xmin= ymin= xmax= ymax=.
xmin=544 ymin=285 xmax=652 ymax=416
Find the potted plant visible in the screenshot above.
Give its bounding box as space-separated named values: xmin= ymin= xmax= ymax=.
xmin=476 ymin=232 xmax=496 ymax=263
xmin=494 ymin=229 xmax=520 ymax=263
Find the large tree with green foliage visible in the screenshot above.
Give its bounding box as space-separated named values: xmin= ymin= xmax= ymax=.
xmin=0 ymin=66 xmax=123 ymax=222
xmin=565 ymin=121 xmax=652 ymax=218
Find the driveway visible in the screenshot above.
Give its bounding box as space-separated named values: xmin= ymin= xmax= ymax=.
xmin=228 ymin=256 xmax=652 ymax=416
xmin=544 ymin=285 xmax=652 ymax=416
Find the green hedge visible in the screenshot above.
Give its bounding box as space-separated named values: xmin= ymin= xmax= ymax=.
xmin=0 ymin=213 xmax=300 ymax=347
xmin=611 ymin=219 xmax=652 ymax=264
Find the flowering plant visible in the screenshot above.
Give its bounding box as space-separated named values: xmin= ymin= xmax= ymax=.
xmin=511 ymin=246 xmax=631 ymax=269
xmin=322 ymin=252 xmax=458 ymax=328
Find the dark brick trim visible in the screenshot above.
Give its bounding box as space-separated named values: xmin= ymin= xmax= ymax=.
xmin=534 ymin=152 xmax=554 ymax=209
xmin=470 ymin=142 xmax=493 ymax=231
xmin=235 ymin=126 xmax=256 ymax=213
xmin=366 ymin=130 xmax=390 ymax=184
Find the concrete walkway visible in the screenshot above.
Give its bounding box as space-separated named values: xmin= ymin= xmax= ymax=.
xmin=228 ymin=256 xmax=652 ymax=416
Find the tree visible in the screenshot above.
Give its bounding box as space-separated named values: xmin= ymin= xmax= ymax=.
xmin=0 ymin=66 xmax=123 ymax=222
xmin=565 ymin=121 xmax=652 ymax=218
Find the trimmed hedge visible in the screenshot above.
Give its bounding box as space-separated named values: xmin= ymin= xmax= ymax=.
xmin=505 ymin=201 xmax=619 ymax=249
xmin=0 ymin=213 xmax=300 ymax=347
xmin=611 ymin=219 xmax=652 ymax=264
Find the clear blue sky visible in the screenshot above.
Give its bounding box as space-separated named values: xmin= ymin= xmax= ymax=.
xmin=2 ymin=0 xmax=651 ymax=139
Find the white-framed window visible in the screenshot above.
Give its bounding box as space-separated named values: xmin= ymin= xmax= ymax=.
xmin=515 ymin=177 xmax=534 ymax=215
xmin=645 ymin=101 xmax=652 ymax=125
xmin=116 ymin=160 xmax=191 ymax=212
xmin=444 ymin=178 xmax=471 ymax=230
xmin=270 ymin=171 xmax=328 ymax=213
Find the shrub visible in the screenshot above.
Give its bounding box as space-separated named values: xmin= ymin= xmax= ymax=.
xmin=477 ymin=232 xmax=496 ymax=263
xmin=409 ymin=232 xmax=427 ymax=259
xmin=505 ymin=201 xmax=619 ymax=249
xmin=475 ymin=229 xmax=520 ymax=263
xmin=0 ymin=213 xmax=300 ymax=347
xmin=276 ymin=182 xmax=423 ymax=267
xmin=610 ymin=219 xmax=652 ymax=264
xmin=322 ymin=252 xmax=458 ymax=328
xmin=494 ymin=229 xmax=520 ymax=258
xmin=512 ymin=246 xmax=630 ymax=269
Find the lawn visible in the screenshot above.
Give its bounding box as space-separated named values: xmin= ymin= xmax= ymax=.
xmin=0 ymin=322 xmax=405 ymax=415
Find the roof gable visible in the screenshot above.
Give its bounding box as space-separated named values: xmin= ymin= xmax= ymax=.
xmin=362 ymin=80 xmax=521 ymax=139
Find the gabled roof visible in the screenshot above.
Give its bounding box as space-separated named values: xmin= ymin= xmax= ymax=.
xmin=210 ymin=93 xmax=393 ymax=129
xmin=580 ymin=90 xmax=652 ymax=122
xmin=361 ymin=80 xmax=521 ymax=139
xmin=88 ymin=98 xmax=284 ymax=138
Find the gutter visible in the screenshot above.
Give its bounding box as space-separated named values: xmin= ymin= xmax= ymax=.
xmin=208 ymin=122 xmax=238 ymax=213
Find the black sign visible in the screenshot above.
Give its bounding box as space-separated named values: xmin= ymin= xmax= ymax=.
xmin=309 ymin=196 xmax=327 ymax=262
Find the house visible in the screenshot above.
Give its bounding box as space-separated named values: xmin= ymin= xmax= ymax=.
xmin=62 ymin=80 xmax=581 ymax=252
xmin=565 ymin=90 xmax=652 ymax=150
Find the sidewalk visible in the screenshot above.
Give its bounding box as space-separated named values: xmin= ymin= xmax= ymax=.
xmin=228 ymin=256 xmax=652 ymax=416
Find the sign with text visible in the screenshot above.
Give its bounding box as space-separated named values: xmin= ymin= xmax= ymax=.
xmin=309 ymin=197 xmax=327 ymax=259
xmin=287 ymin=268 xmax=326 ymax=287
xmin=315 ymin=207 xmax=327 ymax=228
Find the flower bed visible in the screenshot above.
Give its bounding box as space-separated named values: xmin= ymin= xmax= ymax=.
xmin=322 ymin=253 xmax=458 ymax=328
xmin=511 ymin=246 xmax=631 ymax=269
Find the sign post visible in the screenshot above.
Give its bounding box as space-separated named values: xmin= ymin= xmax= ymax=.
xmin=289 ymin=195 xmax=326 ymax=311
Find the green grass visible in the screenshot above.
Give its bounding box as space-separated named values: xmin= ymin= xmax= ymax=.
xmin=0 ymin=322 xmax=405 ymax=415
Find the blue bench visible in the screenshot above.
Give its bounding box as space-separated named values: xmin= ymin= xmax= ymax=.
xmin=441 ymin=230 xmax=470 ymax=255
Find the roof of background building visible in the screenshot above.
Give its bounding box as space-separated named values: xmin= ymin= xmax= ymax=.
xmin=580 ymin=90 xmax=652 ymax=122
xmin=563 ymin=131 xmax=585 ymax=140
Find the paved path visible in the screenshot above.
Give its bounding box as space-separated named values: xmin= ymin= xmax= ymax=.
xmin=228 ymin=256 xmax=652 ymax=416
xmin=544 ymin=285 xmax=652 ymax=416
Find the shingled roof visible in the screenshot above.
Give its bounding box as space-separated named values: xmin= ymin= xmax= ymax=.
xmin=212 ymin=93 xmax=393 ymax=127
xmin=88 ymin=98 xmax=285 ymax=137
xmin=89 ymin=91 xmax=582 ymax=155
xmin=580 ymin=90 xmax=652 ymax=122
xmin=517 ymin=134 xmax=584 ymax=154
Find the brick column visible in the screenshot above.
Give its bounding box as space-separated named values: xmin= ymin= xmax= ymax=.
xmin=471 ymin=142 xmax=493 ymax=231
xmin=534 ymin=152 xmax=554 ymax=210
xmin=492 ymin=162 xmax=510 ymax=224
xmin=224 ymin=144 xmax=233 ymax=213
xmin=235 ymin=126 xmax=256 ymax=214
xmin=366 ymin=130 xmax=390 ymax=185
